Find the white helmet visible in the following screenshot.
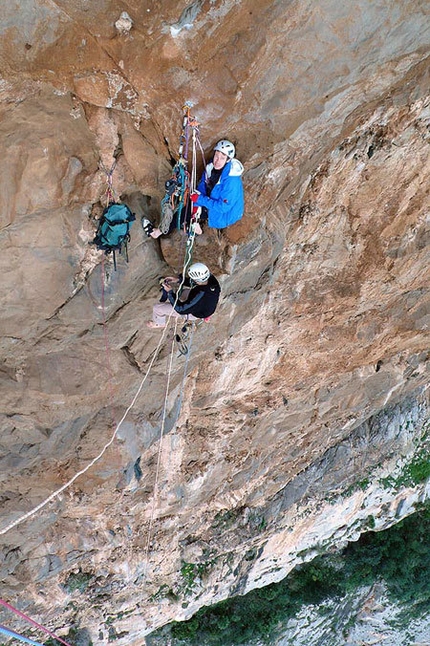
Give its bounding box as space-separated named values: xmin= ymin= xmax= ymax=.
xmin=188 ymin=262 xmax=210 ymax=282
xmin=214 ymin=139 xmax=235 ymax=159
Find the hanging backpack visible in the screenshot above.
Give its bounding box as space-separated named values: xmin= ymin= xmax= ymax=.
xmin=92 ymin=202 xmax=136 ymax=269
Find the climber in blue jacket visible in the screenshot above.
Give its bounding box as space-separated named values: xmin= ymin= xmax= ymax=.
xmin=190 ymin=139 xmax=244 ymax=231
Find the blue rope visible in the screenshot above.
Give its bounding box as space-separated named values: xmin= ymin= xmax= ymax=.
xmin=0 ymin=624 xmax=45 ymax=646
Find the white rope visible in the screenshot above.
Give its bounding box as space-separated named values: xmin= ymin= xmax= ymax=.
xmin=0 ymin=112 xmax=202 ymax=538
xmin=191 ymin=127 xmax=198 ymax=192
xmin=140 ymin=120 xmax=201 ymax=570
xmin=141 ymin=313 xmax=197 ymax=575
xmin=0 ymin=321 xmax=173 ymax=536
xmin=181 ymin=124 xmax=200 ymax=277
xmin=143 ymin=318 xmax=178 ymax=573
xmin=173 ymin=324 xmax=195 ymax=423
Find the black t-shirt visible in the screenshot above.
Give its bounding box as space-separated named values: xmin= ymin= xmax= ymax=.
xmin=168 ymin=275 xmax=221 ymax=318
xmin=206 ymin=166 xmax=223 ymax=196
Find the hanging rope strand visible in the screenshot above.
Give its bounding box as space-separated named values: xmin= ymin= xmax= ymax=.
xmin=143 ymin=318 xmax=178 ymax=573
xmin=179 ymin=104 xmax=191 ymax=161
xmin=196 ymin=130 xmax=206 ymax=169
xmin=99 ymin=160 xmax=117 ymax=206
xmin=0 ymin=601 xmax=74 ymax=646
xmin=174 ymin=325 xmax=195 ymax=413
xmin=100 ymin=256 xmax=119 ymax=429
xmin=0 ymin=107 xmax=203 ymax=538
xmin=0 ymin=624 xmax=47 ymax=646
xmin=181 ymin=115 xmax=202 ymax=276
xmin=190 ymin=126 xmax=198 ymax=192
xmin=0 ymin=314 xmax=175 ymax=537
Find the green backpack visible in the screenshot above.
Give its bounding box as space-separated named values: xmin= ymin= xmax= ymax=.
xmin=92 ymin=202 xmax=136 ymax=268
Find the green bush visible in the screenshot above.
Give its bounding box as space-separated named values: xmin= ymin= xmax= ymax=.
xmin=157 ymin=501 xmax=430 ymax=645
xmin=62 ymin=570 xmax=92 ymax=594
xmin=344 ymin=503 xmax=430 ymax=606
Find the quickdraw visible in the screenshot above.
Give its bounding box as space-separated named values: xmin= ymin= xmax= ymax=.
xmin=174 ymin=320 xmax=194 ymax=356
xmin=174 ymin=316 xmax=211 ymax=356
xmin=159 ymin=103 xmax=205 ymax=237
xmin=99 ymin=159 xmax=118 ymax=207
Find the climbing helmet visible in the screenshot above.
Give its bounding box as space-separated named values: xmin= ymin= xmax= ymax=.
xmin=188 ymin=262 xmax=211 ymax=282
xmin=214 ymin=139 xmax=235 ymax=159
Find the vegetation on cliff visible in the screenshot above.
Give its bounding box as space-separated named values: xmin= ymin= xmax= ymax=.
xmin=153 ymin=500 xmax=430 ymax=645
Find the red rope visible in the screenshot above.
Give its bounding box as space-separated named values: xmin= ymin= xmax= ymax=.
xmin=99 ymin=159 xmax=117 ymax=206
xmin=0 ymin=599 xmax=74 ymax=646
xmin=100 ymin=256 xmax=118 ymax=429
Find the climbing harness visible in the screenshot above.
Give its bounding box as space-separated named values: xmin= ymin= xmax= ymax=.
xmin=92 ymin=160 xmax=136 ymax=270
xmin=0 ymin=600 xmax=73 ymax=646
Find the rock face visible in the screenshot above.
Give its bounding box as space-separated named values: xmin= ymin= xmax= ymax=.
xmin=0 ymin=1 xmax=429 ymax=644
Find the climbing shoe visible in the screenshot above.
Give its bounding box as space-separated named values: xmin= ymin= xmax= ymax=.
xmin=141 ymin=217 xmax=154 ymax=237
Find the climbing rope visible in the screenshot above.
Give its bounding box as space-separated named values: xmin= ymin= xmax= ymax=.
xmin=143 ymin=317 xmax=179 ymax=573
xmin=0 ymin=600 xmax=73 ymax=646
xmin=159 ymin=102 xmax=206 ymax=238
xmin=0 ymin=257 xmax=196 ymax=538
xmin=0 ymin=105 xmax=204 ymax=551
xmin=0 ymin=318 xmax=173 ymax=536
xmin=0 ymin=624 xmax=47 ymax=646
xmin=141 ymin=313 xmax=200 ymax=575
xmin=99 ymin=160 xmax=117 ymax=205
xmin=178 ymin=106 xmax=207 ymax=280
xmin=133 ymin=109 xmax=208 ymax=562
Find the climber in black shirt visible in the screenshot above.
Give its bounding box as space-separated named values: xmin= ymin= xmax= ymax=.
xmin=147 ymin=262 xmax=221 ymax=329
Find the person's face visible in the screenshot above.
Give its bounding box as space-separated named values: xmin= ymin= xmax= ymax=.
xmin=213 ymin=150 xmax=229 ymax=169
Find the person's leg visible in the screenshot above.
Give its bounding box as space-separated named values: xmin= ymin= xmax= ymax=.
xmin=142 ymin=218 xmax=163 ymax=239
xmin=150 ymin=228 xmax=163 ymax=239
xmin=149 ymin=302 xmax=182 ymax=328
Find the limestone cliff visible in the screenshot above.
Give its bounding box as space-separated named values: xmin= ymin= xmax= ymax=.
xmin=0 ymin=1 xmax=429 ymax=644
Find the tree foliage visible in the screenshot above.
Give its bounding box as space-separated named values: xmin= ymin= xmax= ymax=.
xmin=157 ymin=502 xmax=430 ymax=645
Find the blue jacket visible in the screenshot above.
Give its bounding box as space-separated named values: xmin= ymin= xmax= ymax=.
xmin=196 ymin=158 xmax=244 ymax=229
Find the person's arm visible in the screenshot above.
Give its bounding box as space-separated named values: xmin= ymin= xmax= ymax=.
xmin=196 ymin=174 xmax=239 ymax=213
xmin=167 ymin=289 xmax=205 ymax=315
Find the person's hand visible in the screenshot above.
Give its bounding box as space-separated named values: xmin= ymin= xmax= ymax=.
xmin=192 ymin=221 xmax=203 ymax=235
xmin=190 ymin=191 xmax=200 ymax=204
xmin=192 ymin=205 xmax=202 ymax=219
xmin=162 ymin=282 xmax=173 ymax=292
